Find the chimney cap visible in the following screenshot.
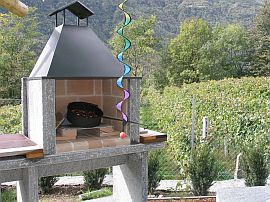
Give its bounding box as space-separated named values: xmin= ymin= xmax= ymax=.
xmin=49 ymin=1 xmax=94 ymax=19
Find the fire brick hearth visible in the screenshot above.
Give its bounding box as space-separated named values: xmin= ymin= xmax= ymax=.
xmin=54 ymin=79 xmax=129 ymax=153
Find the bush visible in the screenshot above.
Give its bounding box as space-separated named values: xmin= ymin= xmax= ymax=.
xmin=2 ymin=188 xmax=16 ymax=202
xmin=0 ymin=105 xmax=21 ymax=134
xmin=83 ymin=168 xmax=108 ymax=190
xmin=242 ymin=141 xmax=269 ymax=186
xmin=148 ymin=150 xmax=163 ymax=194
xmin=39 ymin=176 xmax=58 ymax=194
xmin=81 ymin=188 xmax=112 ymax=200
xmin=189 ymin=142 xmax=218 ymax=196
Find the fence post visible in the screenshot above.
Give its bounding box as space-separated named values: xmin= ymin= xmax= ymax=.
xmin=234 ymin=153 xmax=242 ymax=179
xmin=191 ymin=96 xmax=195 ymax=149
xmin=222 ymin=91 xmax=228 ymax=156
xmin=202 ymin=116 xmax=208 ymax=140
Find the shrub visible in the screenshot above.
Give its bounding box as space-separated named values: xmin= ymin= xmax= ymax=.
xmin=242 ymin=141 xmax=269 ymax=186
xmin=148 ymin=150 xmax=163 ymax=194
xmin=83 ymin=168 xmax=108 ymax=190
xmin=0 ymin=105 xmax=21 ymax=134
xmin=81 ymin=188 xmax=112 ymax=200
xmin=2 ymin=188 xmax=16 ymax=202
xmin=188 ymin=142 xmax=218 ymax=196
xmin=39 ymin=176 xmax=58 ymax=194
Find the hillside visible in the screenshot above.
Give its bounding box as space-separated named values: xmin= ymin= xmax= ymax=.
xmin=8 ymin=0 xmax=263 ymax=41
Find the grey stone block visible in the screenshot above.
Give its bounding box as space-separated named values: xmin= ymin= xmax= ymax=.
xmin=21 ymin=78 xmax=28 ymax=137
xmin=27 ymin=78 xmax=56 ymax=155
xmin=17 ymin=167 xmax=39 ymax=202
xmin=113 ymin=152 xmax=148 ymax=202
xmin=129 ymin=79 xmax=140 ymax=144
xmin=0 ymin=143 xmax=164 ymax=172
xmin=216 ymin=186 xmax=270 ymax=202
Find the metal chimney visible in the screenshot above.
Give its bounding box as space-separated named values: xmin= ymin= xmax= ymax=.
xmin=30 ymin=1 xmax=123 ymax=78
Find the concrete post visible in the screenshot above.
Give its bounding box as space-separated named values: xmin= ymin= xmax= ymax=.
xmin=113 ymin=151 xmax=148 ymax=202
xmin=0 ymin=184 xmax=2 ymax=202
xmin=129 ymin=79 xmax=141 ymax=144
xmin=27 ymin=78 xmax=56 ymax=155
xmin=21 ymin=78 xmax=28 ymax=137
xmin=16 ymin=167 xmax=39 ymax=202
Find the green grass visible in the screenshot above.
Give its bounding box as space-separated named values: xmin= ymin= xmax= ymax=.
xmin=2 ymin=188 xmax=16 ymax=202
xmin=81 ymin=187 xmax=112 ymax=201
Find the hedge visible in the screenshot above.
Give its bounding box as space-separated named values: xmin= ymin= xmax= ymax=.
xmin=142 ymin=77 xmax=270 ymax=176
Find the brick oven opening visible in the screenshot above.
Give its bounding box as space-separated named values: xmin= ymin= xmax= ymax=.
xmin=55 ymin=79 xmax=129 ymax=153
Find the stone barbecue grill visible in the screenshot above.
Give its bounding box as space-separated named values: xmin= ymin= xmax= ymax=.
xmin=24 ymin=1 xmax=141 ymax=154
xmin=0 ymin=2 xmax=164 ymax=202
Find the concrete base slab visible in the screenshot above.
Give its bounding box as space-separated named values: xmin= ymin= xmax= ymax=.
xmin=216 ymin=186 xmax=270 ymax=202
xmin=54 ymin=176 xmax=84 ymax=186
xmin=84 ymin=196 xmax=115 ymax=202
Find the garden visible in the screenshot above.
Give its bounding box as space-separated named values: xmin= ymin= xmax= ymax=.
xmin=1 ymin=77 xmax=269 ymax=201
xmin=0 ymin=0 xmax=270 ymax=201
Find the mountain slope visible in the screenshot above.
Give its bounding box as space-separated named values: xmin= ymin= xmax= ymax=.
xmin=21 ymin=0 xmax=262 ymax=41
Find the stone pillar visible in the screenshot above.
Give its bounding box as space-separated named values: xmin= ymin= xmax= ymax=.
xmin=113 ymin=152 xmax=148 ymax=202
xmin=21 ymin=78 xmax=28 ymax=137
xmin=129 ymin=79 xmax=141 ymax=144
xmin=16 ymin=167 xmax=39 ymax=202
xmin=27 ymin=78 xmax=56 ymax=155
xmin=0 ymin=184 xmax=2 ymax=202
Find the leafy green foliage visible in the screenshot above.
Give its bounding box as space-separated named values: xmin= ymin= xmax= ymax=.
xmin=148 ymin=150 xmax=163 ymax=194
xmin=161 ymin=19 xmax=252 ymax=87
xmin=81 ymin=188 xmax=112 ymax=200
xmin=199 ymin=24 xmax=252 ymax=79
xmin=39 ymin=176 xmax=58 ymax=194
xmin=109 ymin=16 xmax=159 ymax=77
xmin=248 ymin=1 xmax=270 ymax=76
xmin=0 ymin=105 xmax=21 ymax=134
xmin=142 ymin=77 xmax=269 ymax=177
xmin=83 ymin=168 xmax=108 ymax=190
xmin=2 ymin=188 xmax=16 ymax=202
xmin=242 ymin=141 xmax=269 ymax=186
xmin=189 ymin=142 xmax=218 ymax=196
xmin=0 ymin=10 xmax=39 ymax=98
xmin=166 ymin=19 xmax=211 ymax=85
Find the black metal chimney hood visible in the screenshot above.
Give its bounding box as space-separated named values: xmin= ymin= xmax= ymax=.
xmin=30 ymin=1 xmax=123 ymax=78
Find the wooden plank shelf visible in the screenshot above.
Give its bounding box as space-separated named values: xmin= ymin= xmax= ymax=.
xmin=0 ymin=134 xmax=43 ymax=158
xmin=139 ymin=129 xmax=167 ymax=144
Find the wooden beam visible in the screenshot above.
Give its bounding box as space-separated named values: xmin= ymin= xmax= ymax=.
xmin=0 ymin=0 xmax=28 ymax=17
xmin=25 ymin=149 xmax=44 ymax=159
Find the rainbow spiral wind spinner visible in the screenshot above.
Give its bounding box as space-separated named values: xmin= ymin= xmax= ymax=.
xmin=116 ymin=0 xmax=132 ymax=137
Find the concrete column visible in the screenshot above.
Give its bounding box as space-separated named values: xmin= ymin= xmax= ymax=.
xmin=21 ymin=78 xmax=28 ymax=137
xmin=113 ymin=151 xmax=148 ymax=202
xmin=16 ymin=167 xmax=39 ymax=202
xmin=0 ymin=184 xmax=2 ymax=202
xmin=27 ymin=78 xmax=56 ymax=155
xmin=129 ymin=79 xmax=141 ymax=144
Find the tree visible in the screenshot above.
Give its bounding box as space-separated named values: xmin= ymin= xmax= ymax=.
xmin=108 ymin=15 xmax=159 ymax=77
xmin=198 ymin=24 xmax=252 ymax=80
xmin=0 ymin=9 xmax=39 ymax=98
xmin=248 ymin=1 xmax=270 ymax=76
xmin=158 ymin=20 xmax=252 ymax=88
xmin=166 ymin=18 xmax=212 ymax=86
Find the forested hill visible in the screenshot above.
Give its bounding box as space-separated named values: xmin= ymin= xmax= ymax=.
xmin=23 ymin=0 xmax=262 ymax=41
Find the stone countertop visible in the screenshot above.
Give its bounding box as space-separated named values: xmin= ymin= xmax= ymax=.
xmin=0 ymin=142 xmax=165 ymax=171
